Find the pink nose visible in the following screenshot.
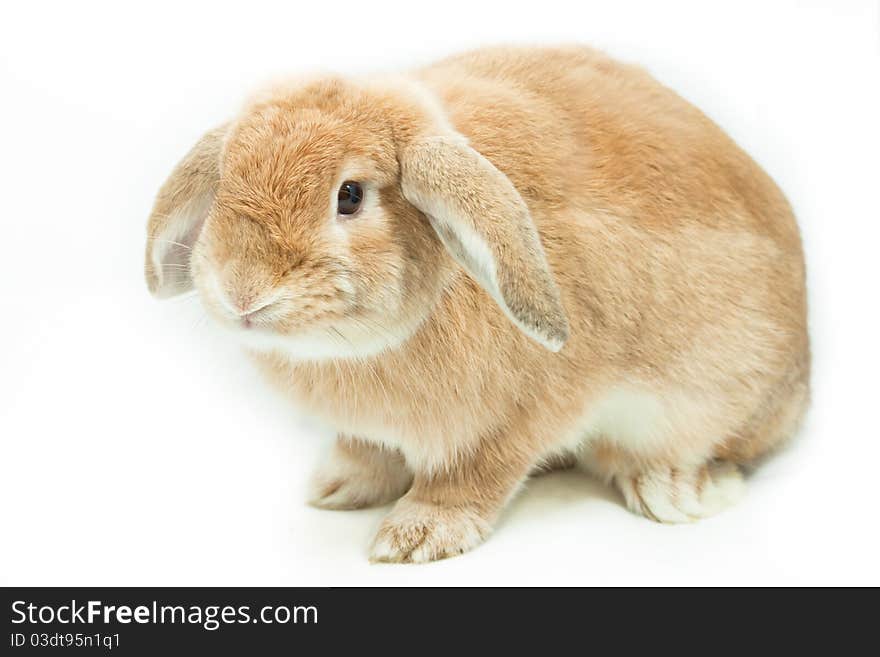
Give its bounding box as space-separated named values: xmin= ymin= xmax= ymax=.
xmin=231 ymin=295 xmax=277 ymax=328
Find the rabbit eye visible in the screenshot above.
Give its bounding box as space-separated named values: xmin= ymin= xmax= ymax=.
xmin=337 ymin=181 xmax=364 ymax=216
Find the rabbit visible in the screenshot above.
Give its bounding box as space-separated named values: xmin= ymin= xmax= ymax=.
xmin=144 ymin=45 xmax=810 ymax=563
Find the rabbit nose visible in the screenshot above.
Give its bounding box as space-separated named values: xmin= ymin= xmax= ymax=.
xmin=233 ymin=295 xmax=278 ymax=326
xmin=215 ymin=262 xmax=278 ymax=321
xmin=240 ymin=297 xmax=275 ymax=317
xmin=215 ymin=277 xmax=278 ymax=326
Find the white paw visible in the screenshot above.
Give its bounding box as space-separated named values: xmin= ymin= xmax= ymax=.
xmin=616 ymin=462 xmax=745 ymax=524
xmin=369 ymin=499 xmax=490 ymax=563
xmin=308 ymin=447 xmax=411 ymax=510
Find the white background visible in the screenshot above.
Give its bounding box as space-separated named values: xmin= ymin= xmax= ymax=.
xmin=1 ymin=1 xmax=878 ymax=586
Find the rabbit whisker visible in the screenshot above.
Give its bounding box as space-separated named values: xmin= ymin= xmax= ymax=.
xmin=146 ymin=236 xmax=193 ymax=251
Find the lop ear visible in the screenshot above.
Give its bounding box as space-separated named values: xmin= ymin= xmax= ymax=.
xmin=401 ymin=136 xmax=569 ymax=352
xmin=144 ymin=125 xmax=226 ymax=298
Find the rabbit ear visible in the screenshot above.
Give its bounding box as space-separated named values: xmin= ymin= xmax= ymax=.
xmin=401 ymin=136 xmax=569 ymax=352
xmin=144 ymin=125 xmax=226 ymax=298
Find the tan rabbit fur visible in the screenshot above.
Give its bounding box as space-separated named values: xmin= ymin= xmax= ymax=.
xmin=145 ymin=46 xmax=809 ymax=562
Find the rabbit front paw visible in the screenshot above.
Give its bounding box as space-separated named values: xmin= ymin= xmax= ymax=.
xmin=369 ymin=499 xmax=490 ymax=563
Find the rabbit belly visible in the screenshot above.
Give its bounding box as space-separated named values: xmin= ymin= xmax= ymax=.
xmin=565 ymin=385 xmax=729 ymax=472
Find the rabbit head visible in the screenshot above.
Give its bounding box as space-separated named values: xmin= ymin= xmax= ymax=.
xmin=144 ymin=76 xmax=569 ymax=359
